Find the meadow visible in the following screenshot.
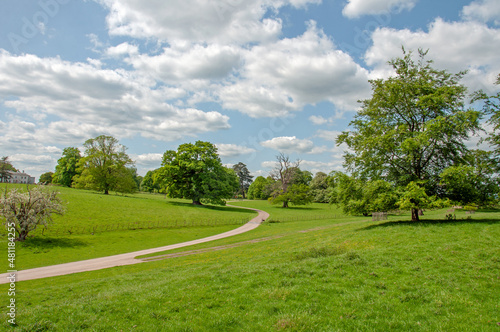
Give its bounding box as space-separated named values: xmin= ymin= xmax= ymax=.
xmin=0 ymin=186 xmax=499 ymax=331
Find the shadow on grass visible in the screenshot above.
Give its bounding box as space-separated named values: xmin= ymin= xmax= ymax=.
xmin=359 ymin=218 xmax=500 ymax=231
xmin=166 ymin=201 xmax=257 ymax=214
xmin=20 ymin=237 xmax=88 ymax=249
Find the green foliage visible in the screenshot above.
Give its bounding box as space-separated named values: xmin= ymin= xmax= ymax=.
xmin=473 ymin=73 xmax=500 ymax=160
xmin=337 ymin=49 xmax=481 ymax=193
xmin=396 ymin=181 xmax=432 ymax=221
xmin=439 ymin=150 xmax=499 ymax=205
xmin=268 ymin=183 xmax=313 ymax=207
xmin=309 ymin=172 xmax=331 ymax=203
xmin=140 ymin=169 xmax=160 ymax=193
xmin=329 ymin=172 xmax=397 ymax=216
xmin=247 ymin=176 xmax=274 ymax=200
xmin=156 ymin=141 xmax=238 ymax=205
xmin=52 ymin=147 xmax=82 ymax=187
xmin=73 ymin=136 xmax=135 ymax=195
xmin=232 ymin=162 xmax=253 ymax=199
xmin=39 ymin=172 xmax=54 ymax=184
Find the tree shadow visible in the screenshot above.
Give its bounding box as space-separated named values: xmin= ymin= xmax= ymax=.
xmin=359 ymin=218 xmax=500 ymax=231
xmin=286 ymin=206 xmax=323 ymax=211
xmin=166 ymin=201 xmax=256 ymax=214
xmin=20 ymin=237 xmax=88 ymax=249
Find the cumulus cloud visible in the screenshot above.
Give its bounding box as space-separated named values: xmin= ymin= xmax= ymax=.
xmin=260 ymin=136 xmax=329 ymax=154
xmin=342 ymin=0 xmax=417 ymax=18
xmin=218 ymin=22 xmax=370 ymax=117
xmin=462 ymin=0 xmax=500 ymax=25
xmin=0 ymin=51 xmax=230 ymax=146
xmin=216 ymin=144 xmax=257 ymax=158
xmin=106 ymin=42 xmax=139 ymax=57
xmin=365 ymin=18 xmax=500 ymax=92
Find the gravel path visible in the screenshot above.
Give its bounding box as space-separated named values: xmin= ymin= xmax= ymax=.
xmin=0 ymin=205 xmax=268 ymax=284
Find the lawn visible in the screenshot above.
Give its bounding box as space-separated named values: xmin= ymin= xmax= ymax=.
xmin=1 ymin=195 xmax=498 ymax=331
xmin=0 ymin=185 xmax=257 ymax=270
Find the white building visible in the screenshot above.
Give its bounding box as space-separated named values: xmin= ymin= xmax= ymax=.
xmin=2 ymin=171 xmax=36 ymax=184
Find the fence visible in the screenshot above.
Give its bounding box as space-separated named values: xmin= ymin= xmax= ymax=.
xmin=266 ymin=214 xmax=340 ymax=223
xmin=44 ymin=217 xmax=250 ymax=236
xmin=372 ymin=212 xmax=388 ymax=221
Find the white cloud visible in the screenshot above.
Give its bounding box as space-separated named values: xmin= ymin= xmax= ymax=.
xmin=342 ymin=0 xmax=417 ymax=18
xmin=260 ymin=136 xmax=316 ymax=154
xmin=218 ymin=22 xmax=370 ymax=117
xmin=216 ymin=144 xmax=257 ymax=157
xmin=0 ymin=51 xmax=230 ymax=145
xmin=365 ymin=18 xmax=500 ymax=93
xmin=462 ymin=0 xmax=500 ymax=25
xmin=106 ymin=42 xmax=139 ymax=57
xmin=127 ymin=44 xmax=241 ymax=83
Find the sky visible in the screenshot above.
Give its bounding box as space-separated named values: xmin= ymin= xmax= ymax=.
xmin=0 ymin=0 xmax=499 ymax=181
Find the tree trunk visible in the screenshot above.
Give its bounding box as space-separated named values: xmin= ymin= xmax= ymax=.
xmin=192 ymin=199 xmax=202 ymax=205
xmin=104 ymin=189 xmax=109 ymax=195
xmin=411 ymin=208 xmax=420 ymax=221
xmin=282 ymin=200 xmax=289 ymax=208
xmin=242 ymin=190 xmax=246 ymax=199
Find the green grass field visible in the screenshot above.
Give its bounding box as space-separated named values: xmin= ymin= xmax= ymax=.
xmin=1 ymin=187 xmax=499 ymax=331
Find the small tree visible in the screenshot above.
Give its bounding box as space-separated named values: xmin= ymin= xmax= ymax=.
xmin=0 ymin=186 xmax=64 ymax=241
xmin=396 ymin=182 xmax=430 ymax=221
xmin=39 ymin=172 xmax=54 ymax=184
xmin=53 ymin=147 xmax=82 ymax=187
xmin=269 ymin=153 xmax=301 ymax=208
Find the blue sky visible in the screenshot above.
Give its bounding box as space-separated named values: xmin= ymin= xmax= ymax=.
xmin=1 ymin=0 xmax=499 ymax=180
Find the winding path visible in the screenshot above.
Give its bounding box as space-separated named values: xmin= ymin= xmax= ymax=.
xmin=0 ymin=205 xmax=268 ymax=284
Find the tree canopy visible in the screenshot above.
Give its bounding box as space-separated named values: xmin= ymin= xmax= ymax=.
xmin=156 ymin=141 xmax=238 ymax=205
xmin=73 ymin=135 xmax=135 ymax=194
xmin=53 ymin=147 xmax=82 ymax=187
xmin=337 ymin=49 xmax=481 ymax=220
xmin=232 ymin=162 xmax=253 ymax=199
xmin=0 ymin=156 xmax=16 ymax=182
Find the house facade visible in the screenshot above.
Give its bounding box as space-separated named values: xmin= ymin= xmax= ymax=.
xmin=1 ymin=171 xmax=36 ymax=184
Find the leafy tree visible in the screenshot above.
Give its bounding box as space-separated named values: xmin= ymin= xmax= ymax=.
xmin=310 ymin=172 xmax=331 ymax=203
xmin=73 ymin=135 xmax=135 ymax=195
xmin=141 ymin=169 xmax=160 ymax=193
xmin=0 ymin=186 xmax=64 ymax=241
xmin=292 ymin=169 xmax=313 ymax=186
xmin=232 ymin=162 xmax=253 ymax=199
xmin=473 ymin=74 xmax=500 ymax=161
xmin=52 ymin=147 xmax=82 ymax=187
xmin=247 ymin=176 xmax=272 ymax=200
xmin=337 ymin=49 xmax=481 ymax=221
xmin=329 ymin=172 xmax=397 ymax=216
xmin=39 ymin=172 xmax=54 ymax=184
xmin=439 ymin=150 xmax=499 ymax=205
xmin=396 ymin=182 xmax=432 ymax=221
xmin=0 ymin=156 xmax=16 ymax=182
xmin=156 ymin=141 xmax=238 ymax=205
xmin=269 ymin=183 xmax=313 ymax=207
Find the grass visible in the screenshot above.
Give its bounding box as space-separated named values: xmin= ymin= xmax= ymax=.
xmin=0 ymin=184 xmax=256 ymax=270
xmin=1 ymin=196 xmax=499 ymax=331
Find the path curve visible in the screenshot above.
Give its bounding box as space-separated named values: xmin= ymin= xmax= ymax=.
xmin=0 ymin=204 xmax=268 ymax=284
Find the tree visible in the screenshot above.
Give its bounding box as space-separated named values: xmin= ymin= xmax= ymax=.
xmin=73 ymin=135 xmax=135 ymax=195
xmin=268 ymin=183 xmax=313 ymax=207
xmin=52 ymin=147 xmax=82 ymax=187
xmin=439 ymin=150 xmax=499 ymax=205
xmin=141 ymin=169 xmax=160 ymax=193
xmin=473 ymin=74 xmax=500 ymax=161
xmin=232 ymin=162 xmax=253 ymax=199
xmin=337 ymin=49 xmax=481 ymax=221
xmin=156 ymin=141 xmax=239 ymax=205
xmin=247 ymin=176 xmax=272 ymax=200
xmin=0 ymin=156 xmax=16 ymax=182
xmin=268 ymin=153 xmax=302 ymax=208
xmin=396 ymin=182 xmax=432 ymax=221
xmin=39 ymin=172 xmax=54 ymax=184
xmin=0 ymin=186 xmax=64 ymax=241
xmin=310 ymin=172 xmax=331 ymax=203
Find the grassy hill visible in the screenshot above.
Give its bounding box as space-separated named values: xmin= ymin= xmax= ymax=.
xmin=1 ymin=195 xmax=498 ymax=331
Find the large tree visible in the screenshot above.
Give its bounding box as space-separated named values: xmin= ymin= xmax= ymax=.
xmin=53 ymin=147 xmax=82 ymax=187
xmin=73 ymin=135 xmax=135 ymax=195
xmin=473 ymin=73 xmax=500 ymax=162
xmin=156 ymin=141 xmax=239 ymax=205
xmin=337 ymin=49 xmax=481 ymax=221
xmin=232 ymin=162 xmax=253 ymax=199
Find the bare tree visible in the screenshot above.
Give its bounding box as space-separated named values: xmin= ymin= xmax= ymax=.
xmin=269 ymin=153 xmax=301 ymax=208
